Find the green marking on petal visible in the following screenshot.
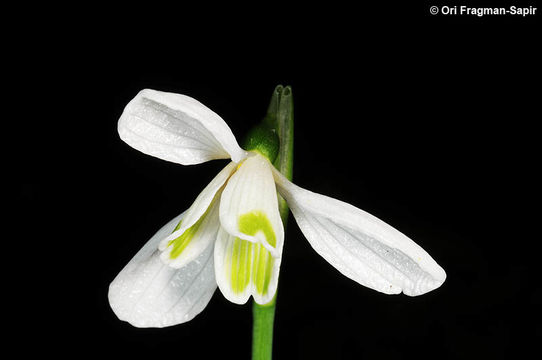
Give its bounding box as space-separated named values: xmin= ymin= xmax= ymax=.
xmin=238 ymin=211 xmax=276 ymax=248
xmin=167 ymin=208 xmax=209 ymax=260
xmin=229 ymin=211 xmax=277 ymax=296
xmin=229 ymin=238 xmax=275 ymax=296
xmin=253 ymin=243 xmax=274 ymax=295
xmin=231 ymin=237 xmax=252 ymax=294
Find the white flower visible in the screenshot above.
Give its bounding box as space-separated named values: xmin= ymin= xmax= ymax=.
xmin=108 ymin=89 xmax=446 ymax=328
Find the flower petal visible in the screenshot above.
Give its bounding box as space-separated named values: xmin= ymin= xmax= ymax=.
xmin=159 ymin=195 xmax=221 ymax=269
xmin=214 ymin=227 xmax=281 ymax=305
xmin=272 ymin=169 xmax=446 ymax=296
xmin=118 ymin=89 xmax=247 ymax=165
xmin=160 ymin=162 xmax=236 ymax=247
xmin=158 ymin=162 xmax=235 ymax=269
xmin=219 ymin=153 xmax=284 ymax=258
xmin=108 ymin=212 xmax=217 ymax=328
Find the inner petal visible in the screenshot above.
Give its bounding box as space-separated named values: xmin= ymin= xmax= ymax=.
xmin=215 ymin=227 xmax=280 ymax=305
xmin=159 ymin=196 xmax=221 ymax=269
xmin=167 ymin=207 xmax=210 ymax=260
xmin=158 ymin=162 xmax=237 ymax=269
xmin=219 ymin=152 xmax=284 ymax=257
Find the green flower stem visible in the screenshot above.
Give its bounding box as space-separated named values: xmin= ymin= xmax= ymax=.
xmin=251 ymin=295 xmax=277 ymax=360
xmin=251 ymin=85 xmax=294 ymax=360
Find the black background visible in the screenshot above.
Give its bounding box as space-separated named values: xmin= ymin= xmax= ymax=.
xmin=13 ymin=2 xmax=540 ymax=359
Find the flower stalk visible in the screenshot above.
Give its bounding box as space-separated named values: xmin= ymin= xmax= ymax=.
xmin=250 ymin=85 xmax=294 ymax=360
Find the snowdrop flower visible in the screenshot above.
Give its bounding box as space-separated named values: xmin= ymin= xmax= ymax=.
xmin=109 ymin=89 xmax=446 ymax=328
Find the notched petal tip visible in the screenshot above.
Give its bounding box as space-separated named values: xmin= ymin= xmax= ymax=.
xmin=214 ymin=228 xmax=281 ymax=306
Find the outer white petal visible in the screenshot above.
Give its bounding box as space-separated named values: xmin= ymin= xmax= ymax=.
xmin=214 ymin=227 xmax=281 ymax=305
xmin=272 ymin=169 xmax=446 ymax=296
xmin=108 ymin=212 xmax=217 ymax=328
xmin=118 ymin=89 xmax=247 ymax=165
xmin=219 ymin=153 xmax=284 ymax=258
